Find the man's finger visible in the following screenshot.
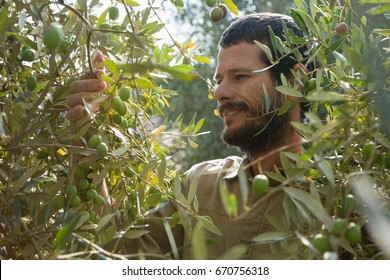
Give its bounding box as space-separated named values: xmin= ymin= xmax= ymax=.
xmin=69 ymin=79 xmax=106 ymax=93
xmin=80 ymin=68 xmax=105 ymax=80
xmin=66 ymin=104 xmax=84 ymax=122
xmin=66 ymin=91 xmax=101 ymax=107
xmin=94 ymin=50 xmax=105 ymax=68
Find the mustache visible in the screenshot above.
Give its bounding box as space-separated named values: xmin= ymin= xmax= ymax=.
xmin=218 ymin=102 xmax=249 ymax=117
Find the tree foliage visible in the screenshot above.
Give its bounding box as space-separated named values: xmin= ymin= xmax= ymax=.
xmin=244 ymin=0 xmax=390 ymax=259
xmin=0 ymin=0 xmax=209 ymax=259
xmin=0 ymin=0 xmax=389 ymax=260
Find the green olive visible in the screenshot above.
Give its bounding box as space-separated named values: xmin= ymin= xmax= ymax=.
xmin=119 ymin=87 xmax=131 ymax=101
xmin=332 ymin=218 xmax=348 ymax=237
xmin=335 ymin=22 xmax=349 ymax=36
xmin=66 ymin=185 xmax=77 ymax=199
xmin=89 ymin=210 xmax=98 ymax=223
xmin=108 ymin=7 xmax=120 ymax=21
xmin=99 ymin=23 xmax=111 ymax=30
xmin=111 ymin=96 xmax=123 ymax=112
xmin=21 ymin=49 xmax=35 ymax=61
xmin=96 ymin=142 xmax=109 ymax=158
xmin=117 ymin=102 xmax=128 ymax=116
xmin=43 ymin=26 xmax=63 ymax=50
xmin=88 ymin=134 xmax=102 ymax=149
xmin=70 ymin=195 xmax=81 ymax=207
xmin=78 ymin=179 xmax=90 ymax=192
xmin=94 ymin=194 xmax=105 ymax=206
xmin=112 ymin=24 xmax=123 ymax=31
xmin=252 ymin=174 xmax=270 ymax=195
xmin=111 ymin=113 xmax=123 ymax=125
xmin=26 ymin=75 xmax=37 ymax=91
xmin=362 ymin=141 xmax=376 ymax=160
xmin=86 ymin=189 xmax=98 ymax=201
xmin=53 ymin=194 xmax=65 ymax=210
xmin=345 ymin=223 xmax=362 ymax=245
xmin=205 ymin=0 xmax=217 ymax=7
xmin=210 ymin=6 xmax=224 ymax=22
xmin=312 ymin=233 xmax=332 ymax=254
xmin=307 ymin=78 xmax=316 ymax=91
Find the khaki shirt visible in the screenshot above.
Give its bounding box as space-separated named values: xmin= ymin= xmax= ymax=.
xmin=123 ymin=156 xmax=284 ymax=259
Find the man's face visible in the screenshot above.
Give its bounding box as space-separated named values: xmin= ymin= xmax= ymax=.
xmin=213 ymin=42 xmax=290 ymax=154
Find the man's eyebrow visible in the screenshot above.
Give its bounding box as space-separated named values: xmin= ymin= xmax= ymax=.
xmin=214 ymin=68 xmax=255 ymax=80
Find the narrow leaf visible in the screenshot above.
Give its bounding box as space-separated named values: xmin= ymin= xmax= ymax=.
xmin=104 ymin=58 xmax=121 ymax=76
xmin=373 ymin=28 xmax=390 ymax=36
xmin=157 ymin=153 xmax=166 ymax=188
xmin=219 ymin=181 xmax=237 ymax=217
xmin=193 ymin=55 xmax=211 ymax=64
xmin=254 ymin=40 xmax=274 ymax=63
xmin=277 ymin=99 xmax=292 ymax=116
xmin=314 ymin=154 xmax=335 ymax=185
xmin=140 ymin=160 xmax=157 ymax=179
xmin=283 ymin=187 xmax=332 ymax=227
xmin=252 ymin=231 xmax=292 ymax=244
xmin=178 ymin=207 xmax=192 ymax=239
xmin=237 ymin=168 xmax=248 ymax=207
xmin=224 ymin=0 xmax=239 ymax=15
xmin=359 ymin=0 xmax=390 ymax=3
xmin=217 ymin=245 xmax=247 ymax=260
xmin=96 ymin=213 xmax=116 ymax=234
xmin=193 ymin=118 xmax=205 ymax=134
xmin=306 ymin=90 xmax=345 ymax=102
xmin=332 ymin=51 xmax=348 ymax=64
xmin=191 ymin=223 xmax=207 ymax=259
xmin=293 ymin=0 xmax=307 ymax=11
xmin=280 ymin=152 xmax=294 ymax=172
xmin=262 ymin=84 xmax=271 ymax=113
xmin=112 ymin=146 xmax=130 ymax=157
xmin=124 ymin=0 xmax=140 ymax=6
xmin=96 ymin=9 xmax=109 ymax=28
xmin=289 ymin=9 xmax=309 ymax=35
xmin=197 ymin=215 xmax=222 ymax=236
xmin=123 ymin=229 xmax=150 ymax=239
xmin=275 ymin=85 xmax=304 ymax=97
xmin=265 ymin=170 xmax=286 ymax=183
xmin=134 ymin=77 xmax=154 ymax=89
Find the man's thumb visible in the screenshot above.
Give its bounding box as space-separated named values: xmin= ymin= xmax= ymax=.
xmin=92 ymin=50 xmax=105 ymax=69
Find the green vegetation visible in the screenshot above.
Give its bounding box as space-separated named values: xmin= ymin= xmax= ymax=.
xmin=43 ymin=26 xmax=63 ymax=50
xmin=26 ymin=75 xmax=37 ymax=91
xmin=0 ymin=0 xmax=389 ymax=260
xmin=252 ymin=174 xmax=270 ymax=195
xmin=108 ymin=6 xmax=119 ymax=21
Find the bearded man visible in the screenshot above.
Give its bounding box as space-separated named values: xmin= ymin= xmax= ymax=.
xmin=66 ymin=12 xmax=314 ymax=259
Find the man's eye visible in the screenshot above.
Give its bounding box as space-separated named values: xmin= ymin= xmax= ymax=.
xmin=236 ymin=74 xmax=248 ymax=80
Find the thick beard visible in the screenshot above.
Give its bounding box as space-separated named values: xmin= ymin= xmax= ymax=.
xmin=220 ymin=101 xmax=290 ymax=156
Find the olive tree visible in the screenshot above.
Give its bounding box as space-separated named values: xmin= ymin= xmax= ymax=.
xmin=242 ymin=0 xmax=390 ymax=259
xmin=0 ymin=0 xmax=228 ymax=259
xmin=0 ymin=0 xmax=389 ymax=260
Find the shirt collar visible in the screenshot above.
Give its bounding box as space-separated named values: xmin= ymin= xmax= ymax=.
xmin=223 ymin=156 xmax=253 ymax=180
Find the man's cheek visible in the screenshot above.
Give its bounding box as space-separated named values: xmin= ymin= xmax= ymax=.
xmin=241 ymin=96 xmax=263 ymax=117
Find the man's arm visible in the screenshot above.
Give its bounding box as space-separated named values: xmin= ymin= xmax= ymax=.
xmin=65 ymin=51 xmax=185 ymax=258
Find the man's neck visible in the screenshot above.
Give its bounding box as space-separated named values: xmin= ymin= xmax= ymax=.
xmin=246 ymin=131 xmax=303 ymax=176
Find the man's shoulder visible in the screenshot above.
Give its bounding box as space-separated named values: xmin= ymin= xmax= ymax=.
xmin=184 ymin=156 xmax=243 ymax=178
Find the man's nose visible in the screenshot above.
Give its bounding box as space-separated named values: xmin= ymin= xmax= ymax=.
xmin=213 ymin=81 xmax=235 ymax=103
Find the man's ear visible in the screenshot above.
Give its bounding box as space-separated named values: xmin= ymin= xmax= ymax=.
xmin=289 ymin=63 xmax=303 ymax=86
xmin=287 ymin=64 xmax=304 ymax=100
